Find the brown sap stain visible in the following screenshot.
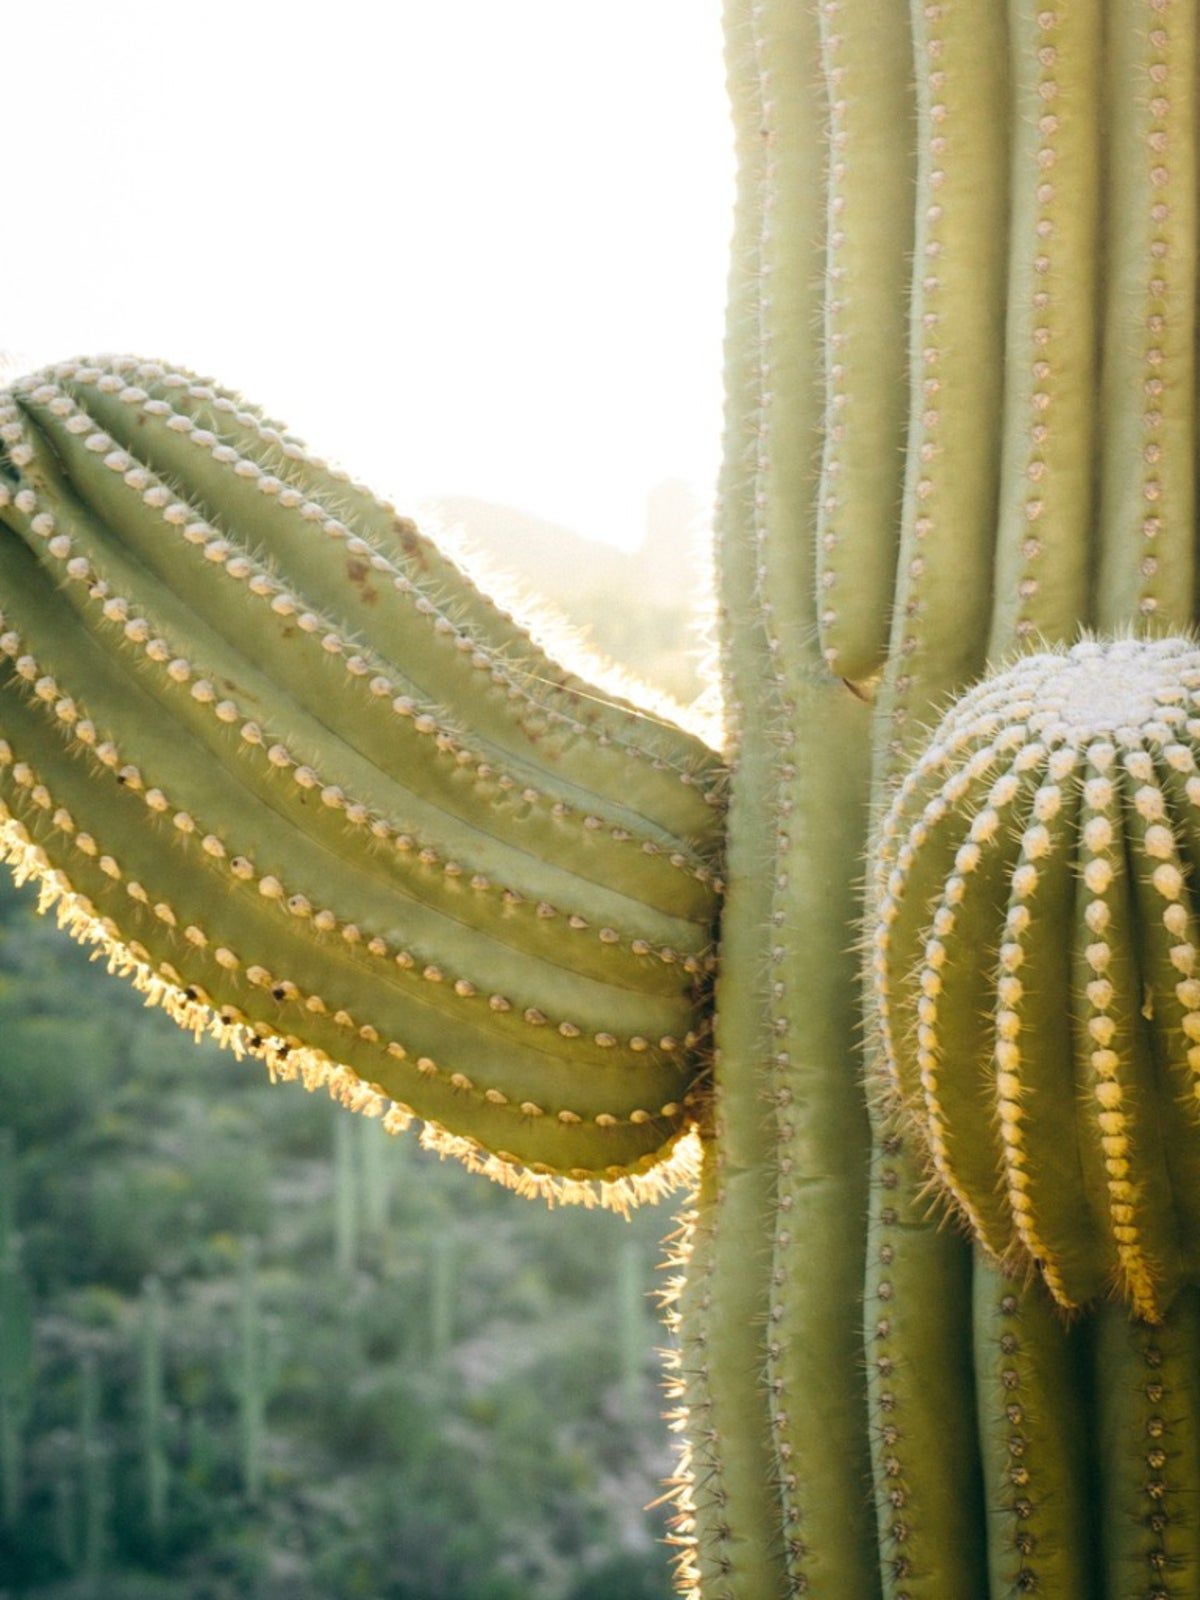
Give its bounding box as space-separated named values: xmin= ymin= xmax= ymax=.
xmin=345 ymin=558 xmax=378 ymax=604
xmin=393 ymin=517 xmax=426 ymax=567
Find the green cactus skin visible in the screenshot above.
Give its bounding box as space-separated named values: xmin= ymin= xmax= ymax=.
xmin=8 ymin=1 xmax=1200 ymax=1595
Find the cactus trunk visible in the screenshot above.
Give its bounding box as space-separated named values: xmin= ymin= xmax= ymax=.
xmin=686 ymin=0 xmax=1200 ymax=1594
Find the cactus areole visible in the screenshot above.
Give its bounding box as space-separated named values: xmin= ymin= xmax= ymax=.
xmin=5 ymin=2 xmax=1200 ymax=1595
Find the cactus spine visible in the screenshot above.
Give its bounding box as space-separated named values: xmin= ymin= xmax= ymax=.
xmin=6 ymin=2 xmax=1200 ymax=1593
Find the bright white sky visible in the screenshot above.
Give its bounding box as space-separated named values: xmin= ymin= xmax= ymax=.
xmin=7 ymin=2 xmax=733 ymax=553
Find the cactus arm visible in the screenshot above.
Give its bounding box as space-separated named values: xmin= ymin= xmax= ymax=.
xmin=0 ymin=540 xmax=697 ymax=1110
xmin=1097 ymin=1 xmax=1198 ymax=632
xmin=0 ymin=541 xmax=698 ymax=1058
xmin=37 ymin=371 xmax=720 ymax=825
xmin=990 ymin=0 xmax=1102 ymax=652
xmin=0 ymin=364 xmax=723 ymax=1203
xmin=814 ymin=0 xmax=914 ymax=681
xmin=0 ymin=627 xmax=690 ymax=1181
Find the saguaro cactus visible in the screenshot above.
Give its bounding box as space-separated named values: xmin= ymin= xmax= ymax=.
xmin=4 ymin=2 xmax=1200 ymax=1595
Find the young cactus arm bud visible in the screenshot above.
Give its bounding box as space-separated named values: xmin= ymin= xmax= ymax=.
xmin=0 ymin=358 xmax=724 ymax=1205
xmin=873 ymin=638 xmax=1200 ymax=1321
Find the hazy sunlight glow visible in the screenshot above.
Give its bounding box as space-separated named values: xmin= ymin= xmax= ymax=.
xmin=9 ymin=2 xmax=732 ymax=553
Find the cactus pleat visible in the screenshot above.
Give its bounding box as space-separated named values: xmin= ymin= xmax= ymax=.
xmin=990 ymin=0 xmax=1101 ymax=652
xmin=1093 ymin=1291 xmax=1200 ymax=1593
xmin=973 ymin=1267 xmax=1095 ymax=1596
xmin=0 ymin=356 xmax=724 ymax=1200
xmin=1096 ymin=0 xmax=1197 ymax=632
xmin=813 ymin=0 xmax=913 ymax=680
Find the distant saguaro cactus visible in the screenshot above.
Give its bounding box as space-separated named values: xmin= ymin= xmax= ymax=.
xmin=0 ymin=1129 xmax=33 ymax=1530
xmin=138 ymin=1275 xmax=169 ymax=1537
xmin=4 ymin=3 xmax=1200 ymax=1595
